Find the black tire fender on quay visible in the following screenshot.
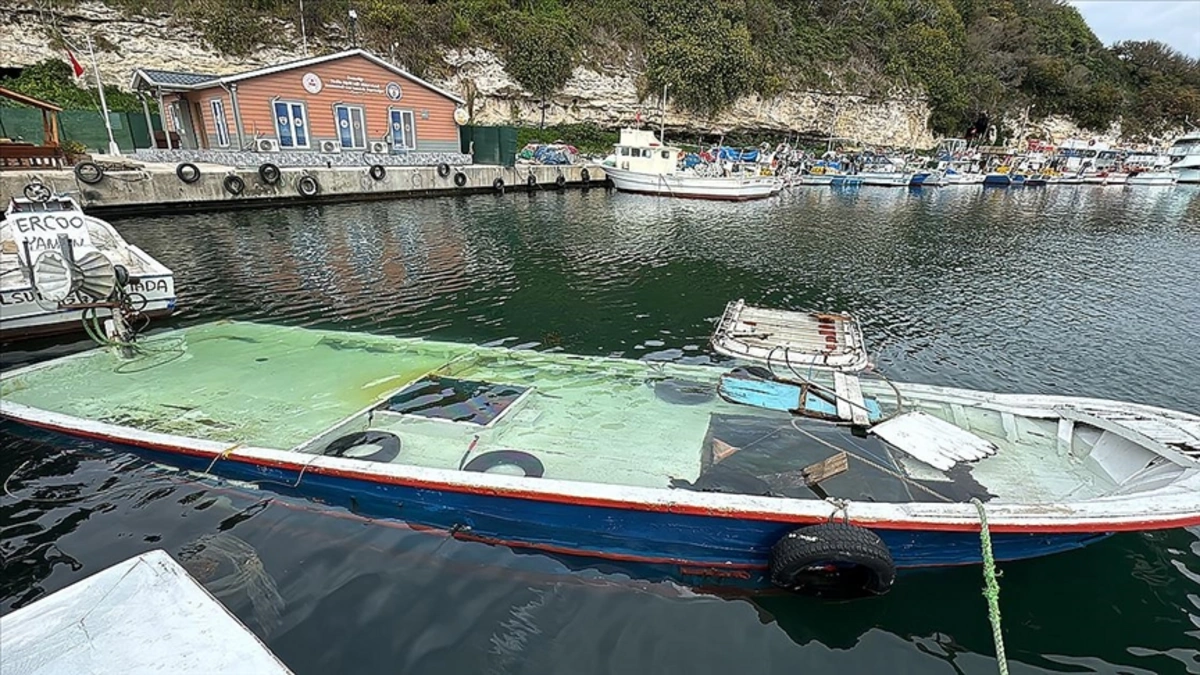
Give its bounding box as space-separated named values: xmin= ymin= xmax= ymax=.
xmin=526 ymin=173 xmax=537 ymax=187
xmin=369 ymin=164 xmax=386 ymax=181
xmin=323 ymin=430 xmax=401 ymax=463
xmin=176 ymin=162 xmax=201 ymax=184
xmin=580 ymin=167 xmax=591 ymax=182
xmin=554 ymin=174 xmax=566 ymax=188
xmin=258 ymin=162 xmax=281 ymax=185
xmin=222 ymin=174 xmax=245 ymax=195
xmin=453 ymin=171 xmax=468 ymax=187
xmin=493 ymin=177 xmax=505 ymax=191
xmin=463 ymin=450 xmax=544 ymax=478
xmin=769 ymin=522 xmax=895 ymax=599
xmin=437 ymin=162 xmax=451 ymax=178
xmin=297 ymin=174 xmax=320 ymax=197
xmin=74 ymin=161 xmax=105 ymax=185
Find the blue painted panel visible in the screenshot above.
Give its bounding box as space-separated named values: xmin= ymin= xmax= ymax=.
xmin=718 ymin=375 xmax=882 ymax=421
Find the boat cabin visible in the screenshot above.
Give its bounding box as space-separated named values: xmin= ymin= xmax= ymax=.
xmin=612 ymin=128 xmax=680 ymax=175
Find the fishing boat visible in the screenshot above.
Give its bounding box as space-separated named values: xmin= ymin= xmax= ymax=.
xmin=1 ymin=184 xmax=176 ymax=341
xmin=600 ymin=129 xmax=779 ymax=201
xmin=856 ymin=159 xmax=913 ymax=187
xmin=3 ymin=301 xmax=1197 ymax=599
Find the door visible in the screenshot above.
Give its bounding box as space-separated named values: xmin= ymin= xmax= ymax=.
xmin=274 ymin=101 xmax=310 ymax=149
xmin=390 ymin=109 xmax=416 ymax=150
xmin=210 ymin=99 xmax=230 ymax=147
xmin=334 ymin=104 xmax=366 ymax=149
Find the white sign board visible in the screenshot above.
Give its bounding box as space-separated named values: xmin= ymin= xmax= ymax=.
xmin=8 ymin=212 xmax=95 ymax=264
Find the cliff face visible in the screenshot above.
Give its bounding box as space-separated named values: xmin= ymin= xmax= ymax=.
xmin=0 ymin=0 xmax=1065 ymax=148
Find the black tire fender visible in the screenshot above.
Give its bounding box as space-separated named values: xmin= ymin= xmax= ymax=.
xmin=580 ymin=167 xmax=591 ymax=182
xmin=463 ymin=450 xmax=544 ymax=477
xmin=769 ymin=523 xmax=895 ymax=599
xmin=526 ymin=173 xmax=537 ymax=187
xmin=369 ymin=164 xmax=386 ymax=181
xmin=323 ymin=430 xmax=401 ymax=463
xmin=492 ymin=177 xmax=505 ymax=191
xmin=258 ymin=162 xmax=281 ymax=185
xmin=297 ymin=174 xmax=319 ymax=197
xmin=555 ymin=174 xmax=566 ymax=188
xmin=222 ymin=174 xmax=245 ymax=195
xmin=74 ymin=161 xmax=105 ymax=185
xmin=453 ymin=171 xmax=467 ymax=187
xmin=437 ymin=163 xmax=451 ymax=178
xmin=176 ymin=162 xmax=201 ymax=184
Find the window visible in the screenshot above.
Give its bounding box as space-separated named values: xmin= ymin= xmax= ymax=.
xmin=619 ymin=147 xmax=630 ymax=156
xmin=210 ymin=99 xmax=230 ymax=147
xmin=642 ymin=149 xmax=652 ymax=158
xmin=661 ymin=150 xmax=670 ymax=159
xmin=273 ymin=100 xmax=310 ymax=149
xmin=389 ymin=108 xmax=416 ymax=150
xmin=333 ymin=104 xmax=366 ymax=149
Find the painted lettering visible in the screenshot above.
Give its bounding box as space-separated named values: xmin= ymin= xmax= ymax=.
xmin=127 ymin=278 xmax=170 ymax=294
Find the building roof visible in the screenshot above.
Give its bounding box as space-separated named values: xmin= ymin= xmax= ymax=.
xmin=128 ymin=49 xmax=465 ymax=104
xmin=130 ymin=68 xmax=220 ymax=90
xmin=0 ymin=86 xmax=62 ymax=111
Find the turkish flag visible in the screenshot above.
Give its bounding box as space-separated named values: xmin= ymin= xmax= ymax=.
xmin=65 ymin=49 xmax=84 ymax=78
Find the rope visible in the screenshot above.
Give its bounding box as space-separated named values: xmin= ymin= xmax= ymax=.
xmin=972 ymin=497 xmax=1009 ymax=675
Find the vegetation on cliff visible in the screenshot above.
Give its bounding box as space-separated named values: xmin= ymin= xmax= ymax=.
xmin=9 ymin=0 xmax=1200 ymax=139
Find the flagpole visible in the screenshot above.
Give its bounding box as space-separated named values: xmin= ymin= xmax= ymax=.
xmin=87 ymin=33 xmax=121 ymax=156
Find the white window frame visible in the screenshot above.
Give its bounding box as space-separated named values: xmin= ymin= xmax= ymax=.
xmin=209 ymin=98 xmax=230 ymax=147
xmin=333 ymin=103 xmax=367 ymax=150
xmin=390 ymin=107 xmax=416 ymax=151
xmin=273 ymin=99 xmax=311 ymax=150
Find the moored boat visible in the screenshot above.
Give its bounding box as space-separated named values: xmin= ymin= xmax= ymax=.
xmin=600 ymin=129 xmax=778 ymax=201
xmin=2 ymin=302 xmax=1197 ymax=599
xmin=1 ymin=185 xmax=176 ymax=341
xmin=1167 ymin=130 xmax=1200 ymax=184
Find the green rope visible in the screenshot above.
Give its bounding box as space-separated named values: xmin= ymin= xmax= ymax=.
xmin=972 ymin=497 xmax=1009 ymax=675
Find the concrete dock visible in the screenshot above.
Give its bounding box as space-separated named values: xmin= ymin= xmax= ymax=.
xmin=0 ymin=160 xmax=606 ymax=216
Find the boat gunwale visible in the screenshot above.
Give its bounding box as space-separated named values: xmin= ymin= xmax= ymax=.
xmin=3 ymin=323 xmax=1199 ymax=535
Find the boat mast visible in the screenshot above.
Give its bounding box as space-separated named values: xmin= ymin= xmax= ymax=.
xmin=86 ymin=34 xmax=120 ymax=156
xmin=660 ymin=84 xmax=667 ymax=145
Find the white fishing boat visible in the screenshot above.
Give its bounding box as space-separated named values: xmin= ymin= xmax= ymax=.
xmin=857 ymin=160 xmax=913 ymax=187
xmin=0 ymin=549 xmax=293 ymax=675
xmin=1125 ymin=170 xmax=1177 ymax=186
xmin=1 ymin=184 xmax=176 ymax=341
xmin=1166 ymin=129 xmax=1200 ymax=184
xmin=600 ymin=129 xmax=779 ymax=201
xmin=1124 ymin=153 xmax=1177 ymax=186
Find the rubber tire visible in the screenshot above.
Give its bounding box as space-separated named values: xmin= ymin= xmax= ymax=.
xmin=369 ymin=164 xmax=386 ymax=181
xmin=580 ymin=168 xmax=590 ymax=182
xmin=555 ymin=174 xmax=566 ymax=188
xmin=463 ymin=450 xmax=544 ymax=478
xmin=526 ymin=174 xmax=537 ymax=187
xmin=176 ymin=162 xmax=201 ymax=184
xmin=23 ymin=182 xmax=52 ymax=202
xmin=437 ymin=163 xmax=451 ymax=178
xmin=453 ymin=171 xmax=467 ymax=187
xmin=323 ymin=430 xmax=401 ymax=463
xmin=74 ymin=161 xmax=105 ymax=185
xmin=493 ymin=177 xmax=505 ymax=191
xmin=297 ymin=175 xmax=319 ymax=197
xmin=223 ymin=174 xmax=245 ymax=195
xmin=258 ymin=162 xmax=281 ymax=185
xmin=769 ymin=523 xmax=895 ymax=599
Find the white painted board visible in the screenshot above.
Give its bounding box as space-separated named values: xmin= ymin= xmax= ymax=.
xmin=870 ymin=410 xmax=998 ymax=471
xmin=0 ymin=549 xmax=293 ymax=675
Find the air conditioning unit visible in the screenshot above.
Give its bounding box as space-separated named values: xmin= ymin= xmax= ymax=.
xmin=255 ymin=138 xmax=279 ymax=152
xmin=319 ymin=139 xmax=342 ymax=154
xmin=368 ymin=140 xmax=389 ymax=154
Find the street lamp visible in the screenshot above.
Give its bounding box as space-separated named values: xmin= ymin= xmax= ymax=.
xmin=348 ymin=8 xmax=358 ymax=48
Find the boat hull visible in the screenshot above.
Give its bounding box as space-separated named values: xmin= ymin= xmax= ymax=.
xmin=1126 ymin=172 xmax=1177 ymax=186
xmin=3 ymin=419 xmax=1111 ymax=579
xmin=1172 ymin=167 xmax=1200 ymax=184
xmin=603 ymin=166 xmax=778 ymax=201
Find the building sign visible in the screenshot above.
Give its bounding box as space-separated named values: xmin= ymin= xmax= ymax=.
xmin=302 ymin=72 xmax=323 ymax=94
xmin=386 ymin=82 xmax=403 ymax=101
xmin=326 ymin=75 xmax=385 ymax=96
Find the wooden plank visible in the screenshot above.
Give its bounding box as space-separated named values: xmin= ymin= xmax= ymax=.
xmin=833 ymin=371 xmax=853 ymax=422
xmin=839 ymin=372 xmax=871 ymax=426
xmin=1056 ymin=417 xmax=1074 ymax=456
xmin=869 ymin=411 xmax=997 ymax=471
xmin=803 ymin=451 xmax=849 ymax=484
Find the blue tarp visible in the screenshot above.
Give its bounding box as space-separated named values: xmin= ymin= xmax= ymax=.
xmin=716 ymin=147 xmax=759 ymax=162
xmin=533 ymin=146 xmax=571 ymax=165
xmin=683 ymin=153 xmax=703 ymax=168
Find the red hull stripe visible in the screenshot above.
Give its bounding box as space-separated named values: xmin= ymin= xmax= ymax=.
xmin=13 ymin=416 xmax=1200 ymax=534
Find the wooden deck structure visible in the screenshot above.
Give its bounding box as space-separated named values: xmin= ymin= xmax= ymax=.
xmin=0 ymin=86 xmax=65 ymax=171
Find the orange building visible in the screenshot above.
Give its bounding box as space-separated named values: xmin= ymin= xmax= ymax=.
xmin=130 ymin=49 xmax=464 ymax=155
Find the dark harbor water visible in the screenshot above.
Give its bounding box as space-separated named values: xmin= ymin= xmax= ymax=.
xmin=3 ymin=184 xmax=1200 ymax=674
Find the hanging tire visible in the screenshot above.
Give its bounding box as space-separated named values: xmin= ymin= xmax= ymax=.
xmin=453 ymin=171 xmax=467 ymax=187
xmin=222 ymin=174 xmax=245 ymax=195
xmin=555 ymin=174 xmax=566 ymax=188
xmin=74 ymin=161 xmax=104 ymax=185
xmin=323 ymin=430 xmax=401 ymax=463
xmin=580 ymin=168 xmax=591 ymax=183
xmin=23 ymin=181 xmax=52 ymax=202
xmin=769 ymin=523 xmax=895 ymax=599
xmin=258 ymin=162 xmax=281 ymax=185
xmin=176 ymin=162 xmax=201 ymax=184
xmin=463 ymin=450 xmax=544 ymax=477
xmin=297 ymin=174 xmax=319 ymax=197
xmin=437 ymin=163 xmax=451 ymax=178
xmin=526 ymin=174 xmax=537 ymax=188
xmin=493 ymin=177 xmax=505 ymax=191
xmin=369 ymin=164 xmax=386 ymax=181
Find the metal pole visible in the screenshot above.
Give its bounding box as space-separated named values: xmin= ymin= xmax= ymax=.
xmin=299 ymin=0 xmax=308 ymax=56
xmin=660 ymin=84 xmax=666 ymax=144
xmin=88 ymin=34 xmax=121 ymax=156
xmin=139 ymin=93 xmax=154 ymax=150
xmin=157 ymin=89 xmax=173 ymax=150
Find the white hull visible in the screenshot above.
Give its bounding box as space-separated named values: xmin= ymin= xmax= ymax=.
xmin=0 ymin=287 xmax=176 ymax=339
xmin=944 ymin=173 xmax=984 ymax=185
xmin=857 ymin=172 xmax=912 ymax=187
xmin=604 ymin=166 xmax=778 ymax=201
xmin=1171 ymin=167 xmax=1200 ymax=184
xmin=1126 ymin=172 xmax=1177 ymax=186
xmin=796 ymin=174 xmax=836 ymax=186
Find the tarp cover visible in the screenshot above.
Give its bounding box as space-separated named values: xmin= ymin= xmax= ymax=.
xmin=0 ymin=549 xmax=293 ymax=675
